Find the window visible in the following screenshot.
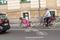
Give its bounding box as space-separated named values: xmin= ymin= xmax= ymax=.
xmin=0 ymin=0 xmax=7 ymax=5
xmin=40 ymin=0 xmax=46 ymax=8
xmin=31 ymin=0 xmax=39 ymax=8
xmin=21 ymin=0 xmax=30 ymax=3
xmin=57 ymin=0 xmax=60 ymax=7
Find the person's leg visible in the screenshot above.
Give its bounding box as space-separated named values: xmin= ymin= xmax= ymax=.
xmin=20 ymin=20 xmax=23 ymax=27
xmin=44 ymin=17 xmax=47 ymax=23
xmin=44 ymin=17 xmax=47 ymax=26
xmin=45 ymin=17 xmax=48 ymax=27
xmin=47 ymin=17 xmax=49 ymax=27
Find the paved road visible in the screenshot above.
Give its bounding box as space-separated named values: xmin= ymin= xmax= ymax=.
xmin=10 ymin=23 xmax=60 ymax=30
xmin=0 ymin=23 xmax=60 ymax=40
xmin=0 ymin=30 xmax=60 ymax=40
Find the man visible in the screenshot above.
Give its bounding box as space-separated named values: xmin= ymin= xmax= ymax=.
xmin=44 ymin=9 xmax=51 ymax=27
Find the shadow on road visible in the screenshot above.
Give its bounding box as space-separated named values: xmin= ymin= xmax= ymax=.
xmin=0 ymin=31 xmax=10 ymax=35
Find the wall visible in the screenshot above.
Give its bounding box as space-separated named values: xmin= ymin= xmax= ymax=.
xmin=46 ymin=0 xmax=57 ymax=9
xmin=7 ymin=11 xmax=21 ymax=23
xmin=57 ymin=9 xmax=60 ymax=17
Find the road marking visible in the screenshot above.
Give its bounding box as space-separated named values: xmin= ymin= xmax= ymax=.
xmin=24 ymin=29 xmax=31 ymax=32
xmin=25 ymin=36 xmax=44 ymax=39
xmin=23 ymin=28 xmax=39 ymax=32
xmin=10 ymin=28 xmax=60 ymax=30
xmin=36 ymin=31 xmax=48 ymax=35
xmin=31 ymin=28 xmax=39 ymax=32
xmin=38 ymin=32 xmax=44 ymax=35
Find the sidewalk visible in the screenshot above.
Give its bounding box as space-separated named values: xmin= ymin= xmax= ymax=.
xmin=10 ymin=22 xmax=60 ymax=30
xmin=10 ymin=26 xmax=60 ymax=30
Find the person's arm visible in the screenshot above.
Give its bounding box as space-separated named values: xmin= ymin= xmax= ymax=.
xmin=45 ymin=11 xmax=48 ymax=17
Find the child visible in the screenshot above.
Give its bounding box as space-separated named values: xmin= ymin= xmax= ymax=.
xmin=23 ymin=19 xmax=30 ymax=27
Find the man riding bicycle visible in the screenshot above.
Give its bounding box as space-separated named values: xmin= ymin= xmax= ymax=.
xmin=44 ymin=9 xmax=51 ymax=27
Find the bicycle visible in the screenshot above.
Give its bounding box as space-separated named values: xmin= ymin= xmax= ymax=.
xmin=43 ymin=17 xmax=56 ymax=28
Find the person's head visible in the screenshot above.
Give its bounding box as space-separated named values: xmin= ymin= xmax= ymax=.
xmin=45 ymin=8 xmax=49 ymax=11
xmin=19 ymin=17 xmax=23 ymax=20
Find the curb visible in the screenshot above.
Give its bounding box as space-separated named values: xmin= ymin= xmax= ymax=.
xmin=10 ymin=28 xmax=60 ymax=30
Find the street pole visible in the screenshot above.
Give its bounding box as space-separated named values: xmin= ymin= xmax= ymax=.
xmin=38 ymin=0 xmax=40 ymax=16
xmin=38 ymin=0 xmax=41 ymax=24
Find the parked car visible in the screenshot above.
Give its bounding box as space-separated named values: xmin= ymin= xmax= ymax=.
xmin=0 ymin=14 xmax=10 ymax=33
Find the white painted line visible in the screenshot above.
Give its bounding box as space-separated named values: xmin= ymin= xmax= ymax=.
xmin=24 ymin=29 xmax=31 ymax=32
xmin=38 ymin=32 xmax=44 ymax=35
xmin=36 ymin=31 xmax=48 ymax=35
xmin=31 ymin=29 xmax=39 ymax=32
xmin=10 ymin=28 xmax=60 ymax=30
xmin=22 ymin=28 xmax=39 ymax=32
xmin=25 ymin=36 xmax=44 ymax=39
xmin=26 ymin=28 xmax=60 ymax=30
xmin=10 ymin=29 xmax=20 ymax=30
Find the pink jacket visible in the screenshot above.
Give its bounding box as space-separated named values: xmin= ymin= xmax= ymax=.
xmin=23 ymin=20 xmax=29 ymax=27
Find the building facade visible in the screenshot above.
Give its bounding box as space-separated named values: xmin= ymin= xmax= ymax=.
xmin=0 ymin=0 xmax=60 ymax=22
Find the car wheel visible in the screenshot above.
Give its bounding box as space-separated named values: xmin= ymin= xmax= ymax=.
xmin=1 ymin=30 xmax=7 ymax=33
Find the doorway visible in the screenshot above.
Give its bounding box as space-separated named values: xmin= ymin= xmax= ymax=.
xmin=49 ymin=11 xmax=55 ymax=17
xmin=49 ymin=9 xmax=57 ymax=17
xmin=22 ymin=11 xmax=30 ymax=20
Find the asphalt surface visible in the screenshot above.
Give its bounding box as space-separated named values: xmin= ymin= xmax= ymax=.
xmin=0 ymin=30 xmax=60 ymax=40
xmin=10 ymin=23 xmax=60 ymax=30
xmin=0 ymin=23 xmax=60 ymax=40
